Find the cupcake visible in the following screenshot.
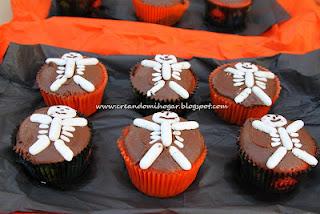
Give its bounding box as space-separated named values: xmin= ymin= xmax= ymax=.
xmin=239 ymin=114 xmax=318 ymax=192
xmin=14 ymin=105 xmax=92 ymax=186
xmin=130 ymin=54 xmax=197 ymax=110
xmin=118 ymin=111 xmax=207 ymax=197
xmin=132 ymin=0 xmax=190 ymax=26
xmin=209 ymin=62 xmax=281 ymax=125
xmin=206 ymin=0 xmax=252 ymax=31
xmin=37 ymin=52 xmax=108 ymax=116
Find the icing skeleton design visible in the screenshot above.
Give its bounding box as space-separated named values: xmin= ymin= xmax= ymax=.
xmin=29 ymin=105 xmax=88 ymax=161
xmin=141 ymin=55 xmax=192 ymax=99
xmin=133 ymin=112 xmax=199 ymax=170
xmin=46 ymin=52 xmax=99 ymax=92
xmin=252 ymin=114 xmax=318 ymax=169
xmin=224 ymin=62 xmax=275 ymax=106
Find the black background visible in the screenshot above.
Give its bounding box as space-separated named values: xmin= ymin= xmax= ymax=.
xmin=49 ymin=0 xmax=290 ymax=36
xmin=0 ymin=43 xmax=319 ymax=213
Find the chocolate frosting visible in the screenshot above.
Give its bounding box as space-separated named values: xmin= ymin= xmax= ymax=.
xmin=123 ymin=115 xmax=205 ymax=172
xmin=239 ymin=118 xmax=317 ymax=174
xmin=131 ymin=60 xmax=197 ymax=102
xmin=211 ymin=63 xmax=278 ymax=107
xmin=37 ymin=61 xmax=105 ymax=96
xmin=14 ymin=107 xmax=91 ymax=165
xmin=142 ymin=0 xmax=184 ymax=6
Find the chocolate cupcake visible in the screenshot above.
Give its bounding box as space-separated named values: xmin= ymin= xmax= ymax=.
xmin=131 ymin=54 xmax=197 ymax=110
xmin=14 ymin=105 xmax=92 ymax=186
xmin=37 ymin=52 xmax=108 ymax=116
xmin=206 ymin=0 xmax=252 ymax=31
xmin=239 ymin=114 xmax=318 ymax=192
xmin=118 ymin=111 xmax=207 ymax=197
xmin=209 ymin=62 xmax=281 ymax=125
xmin=132 ymin=0 xmax=190 ymax=26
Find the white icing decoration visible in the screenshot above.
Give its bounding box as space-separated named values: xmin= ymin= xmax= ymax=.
xmin=286 ymin=120 xmax=304 ymax=134
xmin=49 ymin=118 xmax=62 ymax=141
xmin=139 ymin=143 xmax=163 ymax=169
xmin=224 ymin=62 xmax=275 ymax=106
xmin=54 ymin=140 xmax=74 ymax=162
xmin=73 ymin=75 xmax=95 ymax=92
xmin=30 ymin=114 xmax=52 ymax=125
xmin=29 ymin=135 xmax=50 ymax=155
xmin=252 ymin=86 xmax=272 ymax=106
xmin=169 ymin=146 xmax=192 ymax=170
xmin=135 ymin=111 xmax=199 ymax=170
xmin=252 ymin=114 xmax=318 ymax=169
xmin=266 ymin=146 xmax=287 ymax=169
xmin=133 ymin=118 xmax=161 ymax=131
xmin=28 ymin=105 xmax=88 ymax=161
xmin=292 ymin=148 xmax=318 ymax=166
xmin=141 ymin=55 xmax=191 ymax=99
xmin=46 ymin=52 xmax=98 ymax=92
xmin=168 ymin=81 xmax=190 ymax=99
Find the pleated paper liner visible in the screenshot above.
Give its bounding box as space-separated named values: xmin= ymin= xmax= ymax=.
xmin=118 ymin=127 xmax=207 ymax=198
xmin=12 ymin=115 xmax=94 ymax=188
xmin=132 ymin=0 xmax=190 ymax=26
xmin=206 ymin=0 xmax=252 ymax=32
xmin=208 ymin=67 xmax=281 ymax=126
xmin=130 ymin=65 xmax=198 ymax=115
xmin=38 ymin=63 xmax=108 ymax=117
xmin=238 ymin=146 xmax=313 ymax=193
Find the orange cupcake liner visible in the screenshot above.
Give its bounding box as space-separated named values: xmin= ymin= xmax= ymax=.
xmin=132 ymin=0 xmax=190 ymax=26
xmin=118 ymin=127 xmax=207 ymax=198
xmin=208 ymin=68 xmax=281 ymax=125
xmin=39 ymin=63 xmax=108 ymax=116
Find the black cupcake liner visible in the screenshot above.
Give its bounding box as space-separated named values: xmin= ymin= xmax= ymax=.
xmin=206 ymin=0 xmax=252 ymax=32
xmin=130 ymin=63 xmax=199 ymax=115
xmin=238 ymin=146 xmax=313 ymax=193
xmin=12 ymin=113 xmax=94 ymax=187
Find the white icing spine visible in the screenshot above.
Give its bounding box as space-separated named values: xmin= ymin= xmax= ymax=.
xmin=278 ymin=127 xmax=293 ymax=150
xmin=49 ymin=118 xmax=62 ymax=141
xmin=161 ymin=122 xmax=172 ymax=147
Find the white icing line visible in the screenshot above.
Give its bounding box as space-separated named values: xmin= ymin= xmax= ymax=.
xmin=266 ymin=146 xmax=287 ymax=169
xmin=63 ymin=126 xmax=75 ymax=132
xmin=151 ymin=135 xmax=161 ymax=141
xmin=39 ymin=124 xmax=49 ymax=129
xmin=172 ymin=74 xmax=181 ymax=81
xmin=271 ymin=142 xmax=281 ymax=147
xmin=294 ymin=143 xmax=302 ymax=148
xmin=30 ymin=114 xmax=52 ymax=125
xmin=139 ymin=143 xmax=163 ymax=169
xmin=62 ymin=118 xmax=88 ymax=127
xmin=152 ymin=73 xmax=161 ymax=77
xmin=245 ymin=71 xmax=254 ymax=88
xmin=286 ymin=120 xmax=304 ymax=134
xmin=173 ymin=131 xmax=181 ymax=135
xmin=290 ymin=133 xmax=299 ymax=137
xmin=56 ymin=70 xmax=64 ymax=74
xmin=175 ymin=135 xmax=184 ymax=142
xmin=252 ymin=120 xmax=277 ymax=134
xmin=278 ymin=127 xmax=293 ymax=150
xmin=169 ymin=146 xmax=191 ymax=170
xmin=133 ymin=118 xmax=160 ymax=131
xmin=292 ymin=138 xmax=300 ymax=143
xmin=49 ymin=118 xmax=62 ymax=141
xmin=152 ymin=76 xmax=162 ymax=82
xmin=54 ymin=139 xmax=74 ymax=161
xmin=252 ymin=86 xmax=272 ymax=106
xmin=141 ymin=60 xmax=162 ymax=69
xmin=147 ymin=80 xmax=165 ymax=97
xmin=76 ymin=58 xmax=99 ymax=66
xmin=162 ymin=62 xmax=171 ymax=80
xmin=168 ymin=81 xmax=189 ymax=99
xmin=73 ymin=75 xmax=95 ymax=92
xmin=46 ymin=58 xmax=66 ymax=65
xmin=254 ymin=71 xmax=275 ymax=79
xmin=62 ymin=130 xmax=74 ymax=138
xmin=174 ymin=140 xmax=184 ymax=149
xmin=233 ymin=82 xmax=244 ymax=87
xmin=234 ymin=88 xmax=251 ymax=104
xmin=29 ymin=135 xmax=50 ymax=155
xmin=64 ymin=59 xmax=76 ymax=78
xmin=271 ymin=138 xmax=280 ymax=142
xmin=60 ymin=135 xmax=70 ymax=142
xmin=161 ymin=122 xmax=172 ymax=147
xmin=50 ymin=77 xmax=67 ymax=92
xmin=38 ymin=130 xmax=48 ymax=134
xmin=172 ymin=121 xmax=199 ymax=131
xmin=292 ymin=148 xmax=318 ymax=166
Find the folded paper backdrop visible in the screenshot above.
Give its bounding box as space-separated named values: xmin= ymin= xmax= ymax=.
xmin=48 ymin=0 xmax=290 ymax=36
xmin=0 ymin=43 xmax=320 ymax=213
xmin=0 ymin=1 xmax=319 ymax=61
